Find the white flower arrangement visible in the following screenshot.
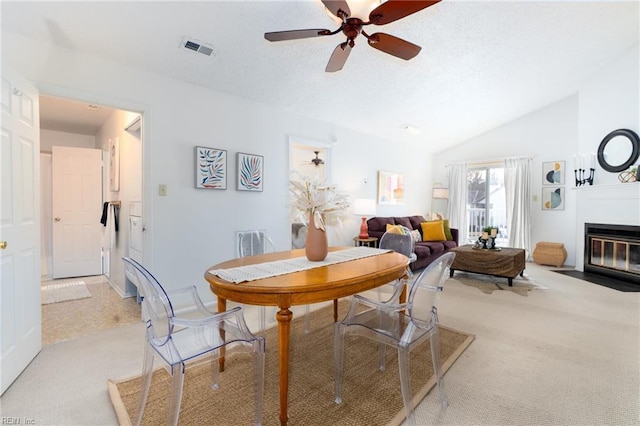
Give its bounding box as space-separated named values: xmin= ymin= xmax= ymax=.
xmin=289 ymin=173 xmax=350 ymax=231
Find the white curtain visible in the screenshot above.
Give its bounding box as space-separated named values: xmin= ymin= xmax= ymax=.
xmin=447 ymin=163 xmax=468 ymax=244
xmin=504 ymin=157 xmax=533 ymax=259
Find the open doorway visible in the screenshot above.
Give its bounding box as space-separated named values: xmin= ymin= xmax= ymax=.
xmin=39 ymin=94 xmax=143 ymax=344
xmin=288 ymin=137 xmax=332 ymax=249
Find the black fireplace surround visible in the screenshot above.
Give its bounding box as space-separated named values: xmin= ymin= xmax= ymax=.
xmin=584 ymin=223 xmax=640 ymax=286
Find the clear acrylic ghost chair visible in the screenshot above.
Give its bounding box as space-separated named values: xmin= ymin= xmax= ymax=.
xmin=376 ymin=227 xmax=417 ymax=303
xmin=238 ymin=230 xmax=312 ymax=333
xmin=334 ymin=252 xmax=456 ymax=426
xmin=122 ymin=257 xmax=265 ymax=426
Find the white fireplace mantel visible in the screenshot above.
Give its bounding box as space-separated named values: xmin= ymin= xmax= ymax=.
xmin=575 ymin=183 xmax=640 ymax=271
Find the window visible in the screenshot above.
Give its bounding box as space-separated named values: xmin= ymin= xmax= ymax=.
xmin=467 ymin=166 xmax=507 ymax=245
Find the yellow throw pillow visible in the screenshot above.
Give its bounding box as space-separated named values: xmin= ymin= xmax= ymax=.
xmin=421 ymin=221 xmax=446 ymax=241
xmin=427 ymin=218 xmax=453 ymax=241
xmin=386 ymin=224 xmax=405 ymax=235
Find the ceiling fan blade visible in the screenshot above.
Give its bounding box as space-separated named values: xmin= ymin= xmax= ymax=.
xmin=325 ymin=42 xmax=352 ymax=72
xmin=369 ymin=0 xmax=440 ymax=26
xmin=265 ymin=29 xmax=332 ymax=42
xmin=367 ymin=33 xmax=421 ymax=60
xmin=321 ymin=0 xmax=351 ymax=19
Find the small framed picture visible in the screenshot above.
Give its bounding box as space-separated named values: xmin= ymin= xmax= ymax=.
xmin=237 ymin=152 xmax=264 ymax=192
xmin=542 ymin=187 xmax=564 ymax=210
xmin=542 ymin=161 xmax=565 ymax=185
xmin=377 ymin=170 xmax=405 ymax=205
xmin=195 ymin=146 xmax=227 ymax=189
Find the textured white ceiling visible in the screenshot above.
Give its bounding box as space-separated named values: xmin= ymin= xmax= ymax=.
xmin=3 ymin=1 xmax=638 ymax=152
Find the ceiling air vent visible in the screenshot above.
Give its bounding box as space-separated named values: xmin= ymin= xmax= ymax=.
xmin=180 ymin=37 xmax=215 ymax=57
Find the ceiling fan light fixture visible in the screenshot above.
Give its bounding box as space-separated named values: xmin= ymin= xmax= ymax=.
xmin=349 ymin=0 xmax=383 ymax=19
xmin=323 ymin=0 xmax=382 ymax=22
xmin=267 ymin=0 xmax=439 ymax=72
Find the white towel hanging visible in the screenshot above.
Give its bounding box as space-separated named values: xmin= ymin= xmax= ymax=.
xmin=103 ymin=204 xmax=116 ymax=250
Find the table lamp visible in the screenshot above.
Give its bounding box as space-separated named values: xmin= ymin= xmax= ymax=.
xmin=353 ymin=198 xmax=376 ymax=239
xmin=432 ymin=187 xmax=449 ymax=200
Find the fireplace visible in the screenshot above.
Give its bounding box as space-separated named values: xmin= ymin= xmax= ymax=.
xmin=584 ymin=223 xmax=640 ymax=285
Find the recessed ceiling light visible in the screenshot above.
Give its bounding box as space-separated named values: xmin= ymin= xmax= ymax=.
xmin=402 ymin=124 xmax=420 ymax=135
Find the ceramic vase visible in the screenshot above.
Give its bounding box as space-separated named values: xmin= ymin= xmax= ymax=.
xmin=305 ymin=214 xmax=328 ymax=261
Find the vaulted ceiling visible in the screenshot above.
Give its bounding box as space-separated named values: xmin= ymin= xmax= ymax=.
xmin=3 ymin=1 xmax=638 ymax=152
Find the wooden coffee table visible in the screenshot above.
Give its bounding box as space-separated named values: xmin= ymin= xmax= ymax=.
xmin=450 ymin=245 xmax=526 ymax=286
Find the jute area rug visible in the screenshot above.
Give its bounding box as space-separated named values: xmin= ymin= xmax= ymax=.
xmin=41 ymin=280 xmax=92 ymax=304
xmin=108 ymin=303 xmax=474 ymax=425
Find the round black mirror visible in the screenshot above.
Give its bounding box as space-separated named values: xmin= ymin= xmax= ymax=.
xmin=597 ymin=129 xmax=640 ymax=173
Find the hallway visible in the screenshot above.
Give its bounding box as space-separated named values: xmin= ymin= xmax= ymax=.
xmin=41 ymin=275 xmax=140 ymax=346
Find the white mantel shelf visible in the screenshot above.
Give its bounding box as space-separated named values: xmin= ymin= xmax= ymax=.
xmin=571 ymin=183 xmax=639 ymax=191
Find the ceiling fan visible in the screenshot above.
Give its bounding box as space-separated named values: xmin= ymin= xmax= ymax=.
xmin=310 ymin=151 xmax=325 ymax=166
xmin=264 ymin=0 xmax=441 ymax=72
xmin=299 ymin=151 xmax=325 ymax=167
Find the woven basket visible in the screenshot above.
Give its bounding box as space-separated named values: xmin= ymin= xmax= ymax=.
xmin=533 ymin=242 xmax=567 ymax=267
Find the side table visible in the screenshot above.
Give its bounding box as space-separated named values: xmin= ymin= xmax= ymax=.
xmin=353 ymin=237 xmax=378 ymax=248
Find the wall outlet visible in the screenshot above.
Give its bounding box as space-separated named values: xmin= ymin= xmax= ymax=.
xmin=159 ymin=184 xmax=167 ymax=196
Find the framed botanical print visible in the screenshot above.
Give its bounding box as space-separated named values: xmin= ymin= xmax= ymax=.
xmin=237 ymin=152 xmax=264 ymax=192
xmin=195 ymin=146 xmax=227 ymax=189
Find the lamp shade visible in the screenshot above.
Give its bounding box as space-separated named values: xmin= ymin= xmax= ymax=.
xmin=353 ymin=198 xmax=376 ymax=216
xmin=432 ymin=187 xmax=449 ymax=199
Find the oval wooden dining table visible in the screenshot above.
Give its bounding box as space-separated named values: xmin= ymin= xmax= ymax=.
xmin=204 ymin=247 xmax=409 ymax=426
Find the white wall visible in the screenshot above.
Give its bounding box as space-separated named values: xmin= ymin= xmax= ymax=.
xmin=574 ymin=44 xmax=640 ymax=270
xmin=578 ymin=44 xmax=640 ymax=186
xmin=433 ymin=43 xmax=640 ymax=268
xmin=3 ymin=33 xmax=433 ymax=303
xmin=40 ymin=129 xmax=95 ymax=151
xmin=434 ymin=95 xmax=580 ymax=264
xmin=96 ymin=110 xmax=142 ymax=296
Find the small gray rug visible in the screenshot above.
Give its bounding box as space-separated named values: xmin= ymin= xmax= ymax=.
xmin=41 ymin=280 xmax=92 ymax=304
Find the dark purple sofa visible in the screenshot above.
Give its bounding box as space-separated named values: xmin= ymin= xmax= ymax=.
xmin=367 ymin=215 xmax=458 ymax=271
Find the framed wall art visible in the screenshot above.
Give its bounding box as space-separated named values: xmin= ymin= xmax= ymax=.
xmin=195 ymin=146 xmax=227 ymax=189
xmin=237 ymin=152 xmax=264 ymax=192
xmin=542 ymin=187 xmax=564 ymax=210
xmin=542 ymin=161 xmax=565 ymax=185
xmin=377 ymin=170 xmax=405 ymax=205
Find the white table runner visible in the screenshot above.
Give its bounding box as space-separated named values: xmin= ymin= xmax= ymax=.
xmin=209 ymin=246 xmax=392 ymax=283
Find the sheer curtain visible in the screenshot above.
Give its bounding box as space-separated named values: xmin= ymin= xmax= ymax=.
xmin=504 ymin=157 xmax=532 ymax=259
xmin=446 ymin=163 xmax=468 ymax=244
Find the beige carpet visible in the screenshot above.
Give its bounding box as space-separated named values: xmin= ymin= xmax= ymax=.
xmin=108 ymin=304 xmax=474 ymax=425
xmin=41 ymin=280 xmax=92 ymax=304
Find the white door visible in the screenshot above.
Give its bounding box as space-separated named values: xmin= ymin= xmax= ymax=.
xmin=1 ymin=67 xmax=41 ymax=395
xmin=52 ymin=146 xmax=103 ymax=278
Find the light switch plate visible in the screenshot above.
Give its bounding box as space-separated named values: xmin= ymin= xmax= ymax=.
xmin=159 ymin=184 xmax=167 ymax=196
